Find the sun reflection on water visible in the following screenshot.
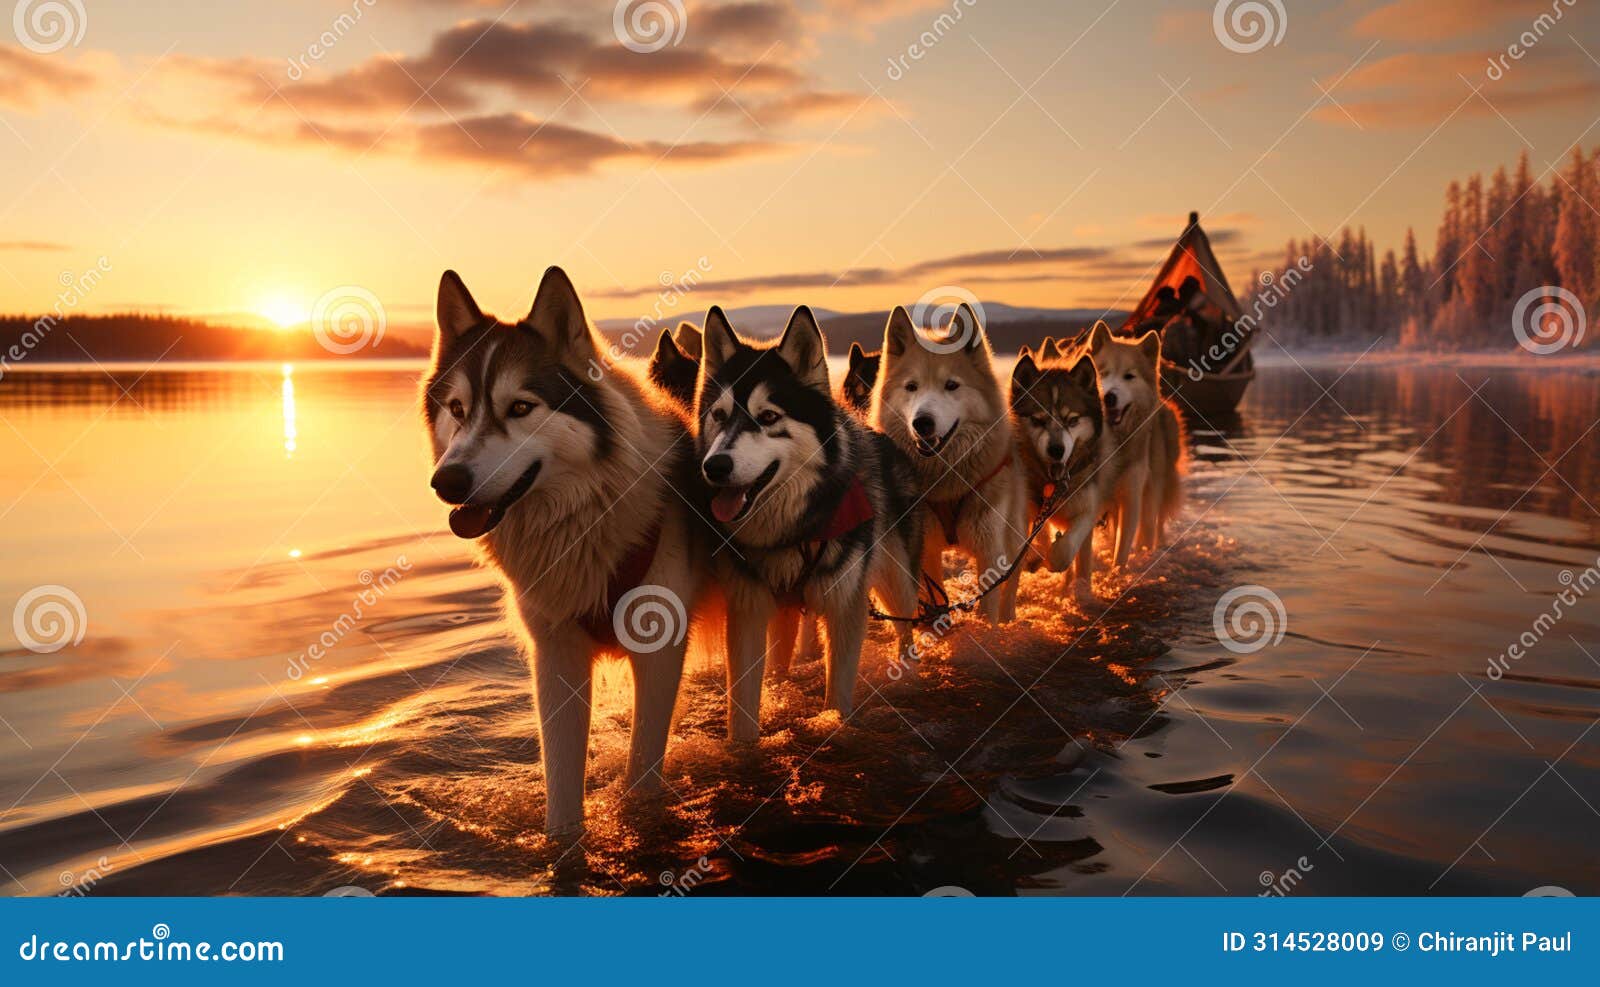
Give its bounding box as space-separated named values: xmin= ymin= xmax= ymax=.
xmin=281 ymin=362 xmax=297 ymax=456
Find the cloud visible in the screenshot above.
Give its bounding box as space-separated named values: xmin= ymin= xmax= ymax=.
xmin=1351 ymin=0 xmax=1557 ymax=41
xmin=148 ymin=9 xmax=858 ymax=181
xmin=1314 ymin=49 xmax=1600 ymax=128
xmin=0 ymin=240 xmax=71 ymax=252
xmin=0 ymin=47 xmax=97 ymax=109
xmin=591 ymin=240 xmax=1145 ymax=299
xmin=414 ymin=112 xmax=780 ymax=177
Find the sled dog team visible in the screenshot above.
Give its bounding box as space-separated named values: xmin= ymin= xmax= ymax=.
xmin=423 ymin=267 xmax=1184 ymax=833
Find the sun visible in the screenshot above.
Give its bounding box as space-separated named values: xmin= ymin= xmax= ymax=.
xmin=257 ymin=295 xmax=309 ymax=329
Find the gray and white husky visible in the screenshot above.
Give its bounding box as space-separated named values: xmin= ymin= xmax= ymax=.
xmin=873 ymin=304 xmax=1029 ymax=623
xmin=422 ymin=266 xmax=711 ymax=835
xmin=695 ymin=306 xmax=924 ymax=739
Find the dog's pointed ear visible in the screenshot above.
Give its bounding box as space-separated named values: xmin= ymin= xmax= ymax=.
xmin=1011 ymin=351 xmax=1040 ymax=391
xmin=655 ymin=326 xmax=685 ymax=363
xmin=1069 ymin=354 xmax=1097 ymax=392
xmin=675 ymin=321 xmax=702 ymax=360
xmin=525 ymin=266 xmax=594 ymax=356
xmin=1018 ymin=344 xmax=1033 ymax=361
xmin=1138 ymin=330 xmax=1162 ymax=364
xmin=848 ymin=340 xmax=866 ymax=367
xmin=949 ymin=302 xmax=988 ymax=358
xmin=777 ymin=306 xmax=829 ymax=390
xmin=883 ymin=306 xmax=915 ymax=358
xmin=436 ymin=270 xmax=484 ymax=340
xmin=1087 ymin=320 xmax=1112 ymax=354
xmin=1044 ymin=337 xmax=1065 ymax=362
xmin=701 ymin=306 xmax=739 ymax=376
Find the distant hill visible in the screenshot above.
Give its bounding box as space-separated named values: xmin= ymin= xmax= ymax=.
xmin=0 ymin=313 xmax=426 ymax=364
xmin=0 ymin=302 xmax=1125 ymax=369
xmin=598 ymin=302 xmax=1128 ymax=354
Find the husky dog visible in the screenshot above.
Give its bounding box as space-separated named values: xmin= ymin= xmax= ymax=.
xmin=696 ymin=306 xmax=923 ymax=737
xmin=1085 ymin=322 xmax=1181 ymax=562
xmin=874 ymin=304 xmax=1029 ymax=624
xmin=842 ymin=342 xmax=881 ymax=415
xmin=423 ymin=267 xmax=709 ymax=836
xmin=648 ymin=321 xmax=701 ymax=410
xmin=1009 ymin=349 xmax=1119 ymax=600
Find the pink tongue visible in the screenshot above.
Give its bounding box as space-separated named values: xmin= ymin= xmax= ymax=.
xmin=710 ymin=488 xmax=748 ymax=524
xmin=448 ymin=504 xmax=496 ymax=538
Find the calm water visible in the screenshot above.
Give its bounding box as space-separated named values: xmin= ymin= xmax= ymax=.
xmin=1 ymin=358 xmax=1597 ymax=897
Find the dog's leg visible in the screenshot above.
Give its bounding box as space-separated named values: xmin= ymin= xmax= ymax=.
xmin=873 ymin=545 xmax=921 ymax=669
xmin=529 ymin=630 xmax=593 ymax=836
xmin=1073 ymin=520 xmax=1096 ymax=602
xmin=725 ymin=594 xmax=774 ymax=743
xmin=1115 ymin=471 xmax=1144 ymax=566
xmin=625 ymin=642 xmax=684 ymax=796
xmin=796 ymin=613 xmax=822 ymax=664
xmin=821 ymin=580 xmax=868 ymax=716
xmin=769 ymin=607 xmax=801 ymax=678
xmin=969 ymin=514 xmax=1012 ymax=624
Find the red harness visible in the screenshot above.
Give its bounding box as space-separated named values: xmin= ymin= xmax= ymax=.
xmin=757 ymin=474 xmax=875 ymax=608
xmin=577 ymin=520 xmax=662 ymax=646
xmin=927 ymin=453 xmax=1012 ymax=544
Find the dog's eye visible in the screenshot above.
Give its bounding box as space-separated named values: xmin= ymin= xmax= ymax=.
xmin=447 ymin=399 xmax=465 ymax=420
xmin=1030 ymin=415 xmax=1048 ymax=428
xmin=507 ymin=400 xmax=536 ymax=418
xmin=757 ymin=409 xmax=782 ymax=427
xmin=905 ymin=381 xmax=918 ymax=393
xmin=1123 ymin=372 xmax=1135 ymax=381
xmin=944 ymin=379 xmax=960 ymax=392
xmin=1067 ymin=415 xmax=1081 ymax=428
xmin=710 ymin=408 xmax=728 ymax=424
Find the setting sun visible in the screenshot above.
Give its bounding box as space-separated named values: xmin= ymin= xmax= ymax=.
xmin=258 ymin=296 xmax=308 ymax=329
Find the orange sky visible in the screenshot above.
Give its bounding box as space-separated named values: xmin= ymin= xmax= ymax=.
xmin=1 ymin=0 xmax=1597 ymax=330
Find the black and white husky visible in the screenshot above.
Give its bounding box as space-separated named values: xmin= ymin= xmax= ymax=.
xmin=694 ymin=306 xmax=924 ymax=739
xmin=422 ymin=266 xmax=711 ymax=835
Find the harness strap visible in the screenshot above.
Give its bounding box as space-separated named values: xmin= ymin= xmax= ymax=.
xmin=927 ymin=453 xmax=1013 ymax=544
xmin=577 ymin=520 xmax=663 ymax=645
xmin=758 ymin=474 xmax=875 ymax=608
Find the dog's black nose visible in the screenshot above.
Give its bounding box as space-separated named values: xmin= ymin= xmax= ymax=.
xmin=702 ymin=453 xmax=734 ymax=483
xmin=912 ymin=414 xmax=936 ymax=438
xmin=431 ymin=463 xmax=473 ymax=504
xmin=1103 ymin=391 xmax=1119 ymax=409
xmin=1047 ymin=441 xmax=1065 ymax=461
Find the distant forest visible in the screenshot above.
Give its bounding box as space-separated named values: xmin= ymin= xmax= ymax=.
xmin=0 ymin=312 xmax=425 ymax=364
xmin=1245 ymin=147 xmax=1599 ymax=350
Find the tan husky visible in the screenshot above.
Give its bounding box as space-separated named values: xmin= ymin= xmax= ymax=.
xmin=1085 ymin=322 xmax=1183 ymax=561
xmin=874 ymin=304 xmax=1028 ymax=623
